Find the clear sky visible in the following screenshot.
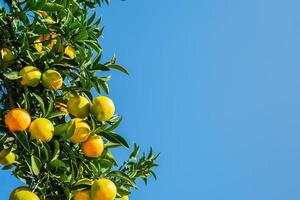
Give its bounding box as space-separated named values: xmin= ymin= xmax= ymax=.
xmin=2 ymin=0 xmax=300 ymax=199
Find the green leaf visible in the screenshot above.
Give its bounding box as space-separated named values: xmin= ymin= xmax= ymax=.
xmin=101 ymin=131 xmax=129 ymax=148
xmin=106 ymin=64 xmax=129 ymax=75
xmin=60 ymin=120 xmax=75 ymax=141
xmin=108 ymin=171 xmax=137 ymax=188
xmin=106 ymin=117 xmax=122 ymax=131
xmin=32 ymin=93 xmax=46 ymax=116
xmin=47 ymin=111 xmax=66 ymax=119
xmin=15 ymin=131 xmax=30 ymax=153
xmin=4 ymin=71 xmax=21 ymax=80
xmin=49 ymin=159 xmax=67 ymax=169
xmin=39 ymin=3 xmax=64 ymax=12
xmin=50 ymin=140 xmax=60 ymax=161
xmin=98 ymin=79 xmax=109 ymax=94
xmin=31 ymin=155 xmax=42 ymax=176
xmin=34 ymin=0 xmax=46 ymax=10
xmin=87 ymin=12 xmax=96 ymax=25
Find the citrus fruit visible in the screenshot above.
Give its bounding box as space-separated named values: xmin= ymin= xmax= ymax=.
xmin=34 ymin=33 xmax=59 ymax=52
xmin=5 ymin=108 xmax=31 ymax=132
xmin=29 ymin=118 xmax=54 ymax=142
xmin=74 ymin=190 xmax=91 ymax=200
xmin=42 ymin=69 xmax=63 ymax=90
xmin=81 ymin=135 xmax=104 ymax=158
xmin=91 ymin=96 xmax=115 ymax=121
xmin=0 ymin=151 xmax=15 ymax=166
xmin=122 ymin=196 xmax=129 ymax=200
xmin=19 ymin=66 xmax=41 ymax=87
xmin=91 ymin=178 xmax=117 ymax=200
xmin=9 ymin=187 xmax=40 ymax=200
xmin=70 ymin=118 xmax=91 ymax=144
xmin=67 ymin=95 xmax=90 ymax=118
xmin=65 ymin=46 xmax=76 ymax=59
xmin=1 ymin=47 xmax=16 ymax=67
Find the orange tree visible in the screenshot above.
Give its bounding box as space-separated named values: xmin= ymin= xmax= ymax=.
xmin=0 ymin=0 xmax=159 ymax=199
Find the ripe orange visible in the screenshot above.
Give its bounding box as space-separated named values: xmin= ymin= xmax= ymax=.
xmin=81 ymin=135 xmax=104 ymax=158
xmin=67 ymin=95 xmax=90 ymax=118
xmin=74 ymin=190 xmax=91 ymax=200
xmin=29 ymin=118 xmax=54 ymax=142
xmin=0 ymin=151 xmax=15 ymax=166
xmin=65 ymin=46 xmax=76 ymax=59
xmin=42 ymin=69 xmax=63 ymax=90
xmin=91 ymin=96 xmax=115 ymax=121
xmin=34 ymin=33 xmax=58 ymax=53
xmin=70 ymin=118 xmax=91 ymax=144
xmin=5 ymin=108 xmax=31 ymax=132
xmin=91 ymin=179 xmax=117 ymax=200
xmin=9 ymin=187 xmax=40 ymax=200
xmin=19 ymin=66 xmax=41 ymax=87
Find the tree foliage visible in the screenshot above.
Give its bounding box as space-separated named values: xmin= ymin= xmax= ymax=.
xmin=0 ymin=0 xmax=159 ymax=199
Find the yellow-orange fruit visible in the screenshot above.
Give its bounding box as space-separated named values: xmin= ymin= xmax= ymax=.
xmin=91 ymin=179 xmax=117 ymax=200
xmin=42 ymin=69 xmax=63 ymax=90
xmin=69 ymin=118 xmax=91 ymax=144
xmin=5 ymin=108 xmax=31 ymax=132
xmin=91 ymin=96 xmax=115 ymax=121
xmin=121 ymin=196 xmax=129 ymax=200
xmin=19 ymin=66 xmax=41 ymax=87
xmin=81 ymin=135 xmax=104 ymax=158
xmin=9 ymin=187 xmax=40 ymax=200
xmin=67 ymin=95 xmax=90 ymax=118
xmin=0 ymin=152 xmax=15 ymax=166
xmin=74 ymin=190 xmax=91 ymax=200
xmin=29 ymin=118 xmax=54 ymax=142
xmin=65 ymin=46 xmax=76 ymax=59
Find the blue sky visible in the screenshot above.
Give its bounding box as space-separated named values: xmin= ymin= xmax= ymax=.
xmin=2 ymin=0 xmax=300 ymax=199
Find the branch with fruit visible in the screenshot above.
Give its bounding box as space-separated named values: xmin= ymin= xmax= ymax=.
xmin=0 ymin=1 xmax=159 ymax=200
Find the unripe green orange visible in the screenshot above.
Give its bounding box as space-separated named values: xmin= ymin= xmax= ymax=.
xmin=19 ymin=66 xmax=41 ymax=87
xmin=42 ymin=69 xmax=63 ymax=90
xmin=29 ymin=118 xmax=54 ymax=142
xmin=1 ymin=47 xmax=16 ymax=67
xmin=0 ymin=151 xmax=15 ymax=166
xmin=9 ymin=187 xmax=40 ymax=200
xmin=67 ymin=95 xmax=90 ymax=118
xmin=81 ymin=135 xmax=104 ymax=158
xmin=91 ymin=96 xmax=115 ymax=121
xmin=91 ymin=178 xmax=117 ymax=200
xmin=70 ymin=118 xmax=91 ymax=144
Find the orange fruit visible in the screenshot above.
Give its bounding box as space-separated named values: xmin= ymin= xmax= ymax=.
xmin=29 ymin=118 xmax=54 ymax=142
xmin=9 ymin=187 xmax=40 ymax=200
xmin=81 ymin=135 xmax=104 ymax=158
xmin=67 ymin=95 xmax=90 ymax=118
xmin=69 ymin=118 xmax=91 ymax=144
xmin=42 ymin=69 xmax=63 ymax=90
xmin=65 ymin=46 xmax=76 ymax=59
xmin=19 ymin=66 xmax=41 ymax=87
xmin=91 ymin=179 xmax=117 ymax=200
xmin=122 ymin=196 xmax=129 ymax=200
xmin=5 ymin=108 xmax=31 ymax=132
xmin=74 ymin=190 xmax=91 ymax=200
xmin=91 ymin=96 xmax=115 ymax=121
